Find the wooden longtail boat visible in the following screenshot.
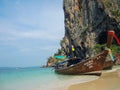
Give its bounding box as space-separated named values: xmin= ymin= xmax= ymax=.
xmin=55 ymin=50 xmax=108 ymax=75
xmin=55 ymin=31 xmax=114 ymax=75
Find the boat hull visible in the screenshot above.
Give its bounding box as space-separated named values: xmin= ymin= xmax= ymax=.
xmin=55 ymin=50 xmax=108 ymax=75
xmin=103 ymin=60 xmax=113 ymax=70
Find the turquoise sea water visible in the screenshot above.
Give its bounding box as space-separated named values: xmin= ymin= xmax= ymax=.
xmin=0 ymin=67 xmax=99 ymax=90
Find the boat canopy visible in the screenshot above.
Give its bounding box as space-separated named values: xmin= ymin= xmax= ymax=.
xmin=54 ymin=55 xmax=66 ymax=59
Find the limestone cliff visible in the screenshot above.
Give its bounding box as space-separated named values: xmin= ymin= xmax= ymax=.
xmin=60 ymin=0 xmax=120 ymax=58
xmin=47 ymin=0 xmax=120 ymax=66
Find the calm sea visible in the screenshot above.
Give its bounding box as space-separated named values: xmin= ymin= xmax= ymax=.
xmin=0 ymin=67 xmax=99 ymax=90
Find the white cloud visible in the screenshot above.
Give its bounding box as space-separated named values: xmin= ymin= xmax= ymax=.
xmin=39 ymin=45 xmax=60 ymax=51
xmin=0 ymin=9 xmax=64 ymax=42
xmin=0 ymin=0 xmax=64 ymax=66
xmin=18 ymin=31 xmax=61 ymax=40
xmin=0 ymin=0 xmax=64 ymax=44
xmin=0 ymin=29 xmax=63 ymax=41
xmin=20 ymin=48 xmax=32 ymax=53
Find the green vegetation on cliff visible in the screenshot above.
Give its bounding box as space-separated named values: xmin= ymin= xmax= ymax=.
xmin=94 ymin=44 xmax=120 ymax=55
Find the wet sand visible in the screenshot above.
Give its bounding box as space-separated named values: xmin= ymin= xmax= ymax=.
xmin=67 ymin=67 xmax=120 ymax=90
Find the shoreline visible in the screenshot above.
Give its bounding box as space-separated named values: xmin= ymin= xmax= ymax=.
xmin=66 ymin=66 xmax=120 ymax=90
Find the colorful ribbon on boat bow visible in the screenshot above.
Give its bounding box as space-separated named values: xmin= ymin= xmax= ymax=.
xmin=105 ymin=47 xmax=114 ymax=61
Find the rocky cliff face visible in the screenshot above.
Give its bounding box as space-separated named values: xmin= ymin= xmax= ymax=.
xmin=60 ymin=0 xmax=120 ymax=58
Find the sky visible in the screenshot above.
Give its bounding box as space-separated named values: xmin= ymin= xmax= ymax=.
xmin=0 ymin=0 xmax=64 ymax=67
